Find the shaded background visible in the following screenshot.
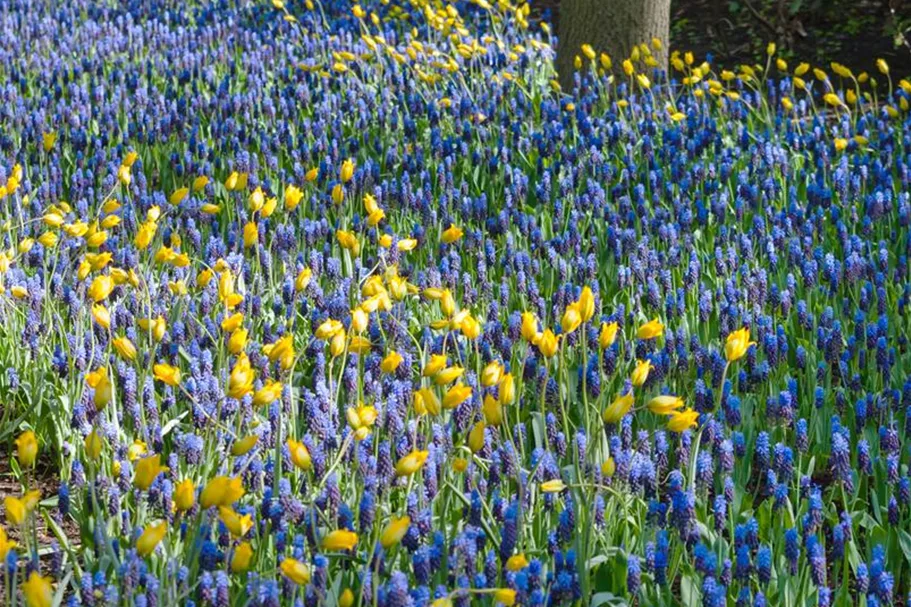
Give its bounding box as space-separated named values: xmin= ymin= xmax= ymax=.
xmin=537 ymin=0 xmax=911 ymax=74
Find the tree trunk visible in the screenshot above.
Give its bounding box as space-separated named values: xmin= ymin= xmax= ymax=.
xmin=556 ymin=0 xmax=670 ymax=91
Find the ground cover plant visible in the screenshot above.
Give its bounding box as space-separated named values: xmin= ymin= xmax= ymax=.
xmin=0 ymin=0 xmax=910 ymax=606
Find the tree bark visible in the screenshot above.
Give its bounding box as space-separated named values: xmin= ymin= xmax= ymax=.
xmin=556 ymin=0 xmax=670 ymax=91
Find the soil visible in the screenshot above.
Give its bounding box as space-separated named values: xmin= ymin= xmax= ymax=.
xmin=0 ymin=454 xmax=80 ymax=558
xmin=532 ymin=0 xmax=911 ymax=76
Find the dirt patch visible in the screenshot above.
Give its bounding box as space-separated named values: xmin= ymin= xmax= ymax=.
xmin=0 ymin=454 xmax=80 ymax=555
xmin=531 ymin=0 xmax=911 ymax=76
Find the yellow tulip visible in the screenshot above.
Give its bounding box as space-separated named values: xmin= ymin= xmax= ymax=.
xmin=14 ymin=430 xmax=38 ymax=468
xmin=648 ymin=395 xmax=684 ymax=415
xmin=434 ymin=365 xmax=464 ymax=385
xmin=174 ymin=479 xmax=195 ymax=511
xmin=395 ymin=450 xmax=429 ymax=477
xmin=243 ymin=221 xmax=258 ymax=248
xmin=127 ymin=440 xmax=148 ymax=461
xmin=263 ymin=334 xmax=295 ymax=370
xmin=87 ymin=275 xmax=114 ymax=302
xmin=331 ymin=183 xmax=345 ymax=205
xmin=38 ymin=231 xmax=58 ymax=248
xmin=231 ymin=542 xmax=254 ymax=573
xmin=602 ymin=392 xmax=635 ymax=424
xmin=520 ymin=311 xmax=539 ymax=343
xmin=0 ymin=525 xmax=17 ymax=562
xmin=248 ymin=187 xmax=265 ymax=212
xmin=460 ymin=314 xmax=481 ymax=339
xmin=84 ymin=367 xmax=113 ymax=410
xmin=366 ymin=208 xmax=385 ymax=227
xmin=285 ymin=184 xmax=304 ymax=210
xmin=440 ymin=290 xmax=456 ymax=317
xmin=134 ymin=454 xmax=168 ymax=490
xmin=420 ymin=354 xmax=446 ymax=377
xmin=22 ymin=571 xmax=53 ymax=607
xmin=577 ymin=287 xmax=595 ymax=322
xmin=340 ymin=158 xmax=355 ymax=183
xmin=227 ymin=328 xmax=248 ymax=354
xmin=170 ymin=187 xmax=189 ymax=205
xmin=218 ymin=506 xmax=253 ymax=537
xmin=668 ymin=409 xmax=700 ymax=433
xmin=42 ymin=132 xmax=57 ymax=152
xmin=630 ymin=359 xmax=653 ymax=387
xmin=84 ymin=430 xmax=103 ymax=460
xmin=724 ymin=327 xmax=755 ymax=362
xmin=217 ymin=312 xmax=242 ymax=332
xmin=227 ymin=354 xmax=255 ymax=399
xmin=480 ymin=361 xmax=503 ymax=387
xmin=139 ymin=316 xmax=167 ymax=341
xmin=482 ymin=394 xmax=503 ymax=426
xmin=379 ymin=516 xmax=411 ymax=549
xmin=417 ymin=388 xmax=442 ymax=416
xmin=295 ymin=267 xmax=312 ymax=292
xmin=253 ymin=380 xmax=283 ymax=407
xmin=112 ymin=336 xmax=137 ymax=361
xmin=346 ymin=403 xmax=378 ymax=437
xmin=397 ymin=238 xmax=418 ymax=251
xmin=315 ymin=319 xmax=344 ymax=340
xmin=468 ymin=421 xmax=486 ymax=453
xmin=153 ymin=363 xmax=181 ymax=386
xmin=4 ymin=496 xmax=26 ymax=525
xmin=380 ymin=351 xmax=403 ymax=374
xmin=537 ymin=329 xmax=558 ymax=357
xmin=329 ymin=331 xmax=347 ymax=357
xmin=280 ymin=558 xmax=311 ymax=584
xmin=199 ymin=476 xmax=245 ymax=509
xmin=636 ymin=318 xmax=664 ymax=340
xmin=196 ymin=268 xmax=214 ymax=288
xmin=42 ymin=212 xmax=64 ymax=227
xmin=136 ymin=521 xmax=167 ymax=557
xmin=622 ymin=59 xmax=634 ymax=76
xmin=540 ymin=479 xmax=566 ymax=493
xmin=322 ymin=529 xmax=358 ymax=551
xmin=494 ymin=589 xmax=517 ymax=606
xmin=231 ymin=434 xmax=258 ymax=456
xmin=288 ymin=439 xmax=312 ymax=471
xmin=21 ymin=490 xmax=40 ymax=512
xmin=599 ymin=321 xmax=619 ymax=349
xmin=822 ymin=92 xmax=843 ymax=109
xmin=441 ymin=224 xmax=463 ymax=244
xmin=443 ymin=384 xmax=472 ymax=410
xmin=92 ymin=304 xmax=111 ymax=329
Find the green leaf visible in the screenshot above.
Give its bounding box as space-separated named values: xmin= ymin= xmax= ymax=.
xmin=529 ymin=412 xmax=546 ymax=450
xmin=898 ymin=530 xmax=911 ymax=565
xmin=846 ymin=539 xmax=861 ymax=573
xmin=590 ymin=592 xmax=626 ymax=607
xmin=586 ymin=550 xmax=619 ymax=571
xmin=161 ymin=411 xmax=188 ymax=437
xmin=53 ymin=571 xmax=73 ymax=607
xmin=681 ymin=575 xmax=700 ymax=605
